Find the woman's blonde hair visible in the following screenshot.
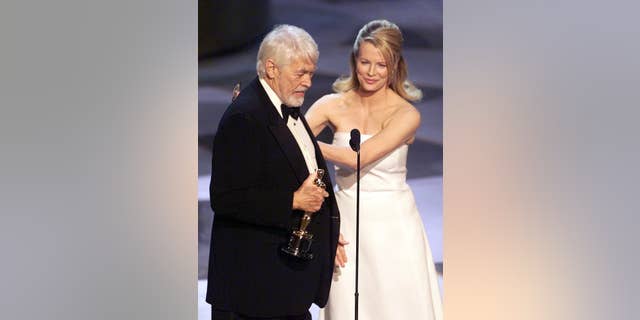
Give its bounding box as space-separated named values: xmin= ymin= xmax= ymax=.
xmin=333 ymin=20 xmax=422 ymax=102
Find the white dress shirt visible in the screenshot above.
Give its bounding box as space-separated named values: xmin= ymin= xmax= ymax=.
xmin=259 ymin=78 xmax=318 ymax=174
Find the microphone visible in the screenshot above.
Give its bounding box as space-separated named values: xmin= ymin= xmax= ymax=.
xmin=349 ymin=129 xmax=361 ymax=152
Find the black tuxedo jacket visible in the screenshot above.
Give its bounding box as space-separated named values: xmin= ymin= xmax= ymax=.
xmin=206 ymin=77 xmax=340 ymax=317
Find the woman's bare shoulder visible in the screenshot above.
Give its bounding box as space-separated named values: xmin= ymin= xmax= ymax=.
xmin=383 ymin=95 xmax=420 ymax=143
xmin=389 ymin=92 xmax=420 ymax=119
xmin=314 ymin=92 xmax=345 ymax=107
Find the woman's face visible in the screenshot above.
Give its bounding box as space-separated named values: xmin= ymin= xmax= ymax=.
xmin=355 ymin=41 xmax=389 ymax=93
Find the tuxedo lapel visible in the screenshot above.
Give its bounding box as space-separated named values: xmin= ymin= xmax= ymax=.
xmin=299 ymin=115 xmax=331 ymax=187
xmin=268 ymin=123 xmax=309 ymax=184
xmin=248 ymin=77 xmax=310 ymax=185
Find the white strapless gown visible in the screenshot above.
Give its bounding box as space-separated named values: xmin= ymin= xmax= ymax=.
xmin=319 ymin=132 xmax=442 ymax=320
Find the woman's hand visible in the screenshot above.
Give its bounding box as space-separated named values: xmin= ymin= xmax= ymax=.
xmin=335 ymin=233 xmax=349 ymax=267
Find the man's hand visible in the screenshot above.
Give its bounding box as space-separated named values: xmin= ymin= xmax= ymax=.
xmin=292 ymin=173 xmax=329 ymax=213
xmin=335 ymin=233 xmax=349 ymax=268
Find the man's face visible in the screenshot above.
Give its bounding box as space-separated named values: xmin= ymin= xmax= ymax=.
xmin=269 ymin=58 xmax=316 ymax=107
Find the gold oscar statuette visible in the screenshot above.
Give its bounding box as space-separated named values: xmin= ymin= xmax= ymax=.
xmin=281 ymin=169 xmax=326 ymax=260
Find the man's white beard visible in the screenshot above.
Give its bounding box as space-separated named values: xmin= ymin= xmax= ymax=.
xmin=285 ymin=96 xmax=304 ymax=107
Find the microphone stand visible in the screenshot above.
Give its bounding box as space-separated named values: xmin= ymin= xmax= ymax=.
xmin=349 ymin=128 xmax=361 ymax=320
xmin=354 ymin=146 xmax=360 ymax=320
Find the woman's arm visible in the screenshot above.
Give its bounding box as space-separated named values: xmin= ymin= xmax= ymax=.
xmin=305 ymin=94 xmax=336 ymax=137
xmin=319 ymin=106 xmax=421 ymax=170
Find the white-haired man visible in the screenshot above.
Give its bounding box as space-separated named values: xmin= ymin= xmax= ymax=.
xmin=206 ymin=25 xmax=341 ymax=320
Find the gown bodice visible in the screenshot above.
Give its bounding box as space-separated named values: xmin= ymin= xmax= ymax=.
xmin=332 ymin=132 xmax=409 ymax=192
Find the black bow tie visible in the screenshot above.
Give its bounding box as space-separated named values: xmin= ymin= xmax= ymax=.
xmin=281 ymin=104 xmax=300 ymax=122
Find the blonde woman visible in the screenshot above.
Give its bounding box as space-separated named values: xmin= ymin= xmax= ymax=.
xmin=306 ymin=20 xmax=442 ymax=320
